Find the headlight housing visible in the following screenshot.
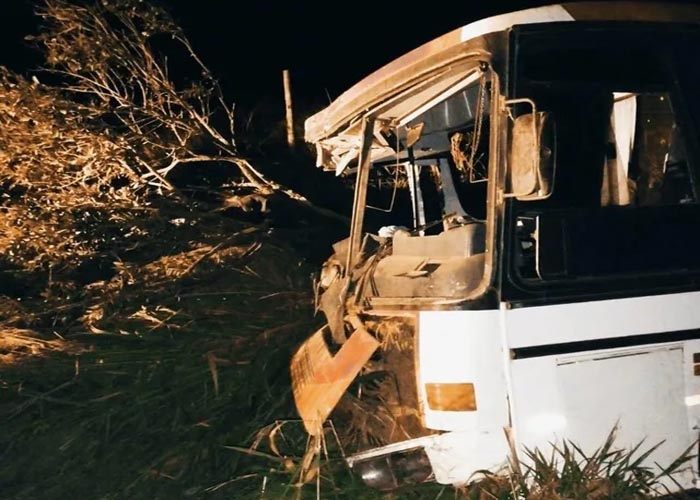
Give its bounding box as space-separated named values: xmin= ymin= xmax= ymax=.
xmin=351 ymin=447 xmax=433 ymax=490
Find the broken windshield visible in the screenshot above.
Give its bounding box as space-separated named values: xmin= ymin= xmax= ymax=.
xmin=351 ymin=70 xmax=495 ymax=304
xmin=365 ymin=71 xmax=491 ymax=235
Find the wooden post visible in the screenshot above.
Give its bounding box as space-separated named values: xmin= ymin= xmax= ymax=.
xmin=283 ymin=69 xmax=295 ymax=148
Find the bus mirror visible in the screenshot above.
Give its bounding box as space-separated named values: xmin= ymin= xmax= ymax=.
xmin=508 ymin=110 xmax=555 ymax=201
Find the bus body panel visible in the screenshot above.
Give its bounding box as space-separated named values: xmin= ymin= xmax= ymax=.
xmin=413 ymin=296 xmax=700 ymax=488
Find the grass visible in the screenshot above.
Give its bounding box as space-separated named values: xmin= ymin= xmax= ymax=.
xmin=0 ymin=197 xmax=327 ymax=499
xmin=0 ymin=199 xmax=696 ymax=499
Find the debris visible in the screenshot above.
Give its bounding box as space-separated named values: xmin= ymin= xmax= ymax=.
xmin=291 ymin=315 xmax=379 ymax=435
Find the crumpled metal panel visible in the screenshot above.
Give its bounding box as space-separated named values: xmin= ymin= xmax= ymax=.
xmin=290 ymin=318 xmax=380 ymax=435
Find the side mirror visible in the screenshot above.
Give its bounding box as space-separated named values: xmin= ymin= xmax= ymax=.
xmin=506 ymin=103 xmax=556 ymax=200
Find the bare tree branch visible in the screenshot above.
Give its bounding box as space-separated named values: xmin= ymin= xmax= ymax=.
xmin=33 ymin=0 xmax=271 ymax=189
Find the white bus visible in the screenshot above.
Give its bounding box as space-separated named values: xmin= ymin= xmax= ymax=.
xmin=290 ymin=1 xmax=700 ymax=492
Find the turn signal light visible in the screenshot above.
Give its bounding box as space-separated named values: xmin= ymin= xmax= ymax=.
xmin=425 ymin=382 xmax=477 ymax=411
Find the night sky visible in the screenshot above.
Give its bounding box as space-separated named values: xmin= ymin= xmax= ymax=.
xmin=0 ymin=1 xmax=548 ymax=107
xmin=151 ymin=0 xmax=555 ymax=107
xmin=4 ymin=0 xmax=700 ymax=118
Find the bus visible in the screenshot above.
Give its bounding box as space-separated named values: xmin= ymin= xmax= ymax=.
xmin=290 ymin=1 xmax=700 ymax=492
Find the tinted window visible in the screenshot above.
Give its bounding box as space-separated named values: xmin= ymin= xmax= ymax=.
xmin=510 ymin=25 xmax=700 ymax=284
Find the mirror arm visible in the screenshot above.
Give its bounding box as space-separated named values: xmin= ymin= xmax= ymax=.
xmin=504 ymin=97 xmax=538 ymax=117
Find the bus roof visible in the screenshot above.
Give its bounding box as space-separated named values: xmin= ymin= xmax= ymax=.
xmin=305 ymin=1 xmax=700 ymax=149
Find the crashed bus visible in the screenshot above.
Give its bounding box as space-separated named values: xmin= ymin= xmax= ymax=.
xmin=290 ymin=1 xmax=700 ymax=492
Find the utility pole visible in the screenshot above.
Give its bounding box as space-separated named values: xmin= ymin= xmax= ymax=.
xmin=283 ymin=69 xmax=295 ymax=148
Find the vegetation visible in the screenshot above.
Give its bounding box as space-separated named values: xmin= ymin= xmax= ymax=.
xmin=467 ymin=428 xmax=696 ymax=500
xmin=32 ymin=0 xmax=269 ymax=190
xmin=0 ymin=1 xmax=696 ymax=499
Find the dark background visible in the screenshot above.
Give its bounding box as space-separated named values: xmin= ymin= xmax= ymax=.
xmin=4 ymin=0 xmax=700 ymax=134
xmin=0 ymin=1 xmax=590 ymax=110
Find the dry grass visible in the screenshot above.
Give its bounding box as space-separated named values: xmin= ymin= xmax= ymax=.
xmin=0 ymin=327 xmax=86 ymax=366
xmin=0 ymin=203 xmax=326 ymax=499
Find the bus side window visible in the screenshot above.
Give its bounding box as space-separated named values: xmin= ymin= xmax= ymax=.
xmin=602 ymin=92 xmax=694 ymax=208
xmin=516 ymin=91 xmax=700 ymax=281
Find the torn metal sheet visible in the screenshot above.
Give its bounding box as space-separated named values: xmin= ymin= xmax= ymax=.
xmin=290 ymin=318 xmax=380 ymax=435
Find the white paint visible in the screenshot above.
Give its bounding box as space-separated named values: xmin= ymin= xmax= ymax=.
xmin=685 ymin=394 xmax=700 ymax=407
xmin=416 ymin=310 xmax=512 ymax=484
xmin=505 ymin=296 xmax=699 ymax=491
xmin=460 ymin=5 xmax=574 ymax=44
xmin=506 ymin=347 xmax=696 ymax=491
xmin=509 ymin=355 xmax=567 ymax=443
xmin=418 ymin=310 xmax=508 ymax=431
xmin=524 ymin=412 xmax=568 ymax=435
xmin=423 ymin=430 xmax=509 ymax=485
xmin=505 ymin=291 xmax=700 ymax=348
xmin=682 ymin=340 xmax=700 ymax=433
xmin=406 ymin=293 xmax=700 ymax=491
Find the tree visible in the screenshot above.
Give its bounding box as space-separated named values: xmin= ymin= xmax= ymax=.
xmin=32 ymin=0 xmax=272 ymax=191
xmin=0 ymin=66 xmax=148 ymax=272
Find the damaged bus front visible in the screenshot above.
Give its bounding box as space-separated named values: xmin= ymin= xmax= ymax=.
xmin=291 ymin=2 xmax=700 ymax=492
